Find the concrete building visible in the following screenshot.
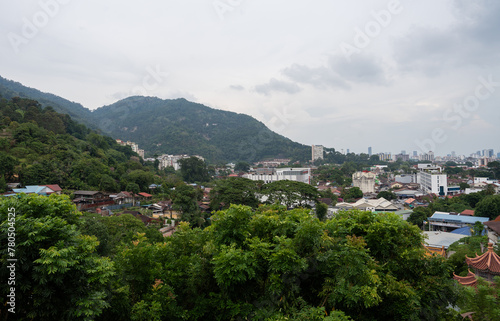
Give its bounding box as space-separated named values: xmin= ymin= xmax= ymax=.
xmin=243 ymin=168 xmax=311 ymax=184
xmin=311 ymin=145 xmax=324 ymax=162
xmin=158 ymin=154 xmax=204 ymax=171
xmin=418 ymin=170 xmax=448 ymax=195
xmin=352 ymin=171 xmax=376 ymax=194
xmin=368 ymin=146 xmax=372 ymax=156
xmin=395 ymin=174 xmax=418 ymax=184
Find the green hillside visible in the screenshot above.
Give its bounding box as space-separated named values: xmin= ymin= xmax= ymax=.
xmin=0 ymin=76 xmax=310 ymax=163
xmin=92 ymin=96 xmax=309 ymax=163
xmin=0 ymin=97 xmax=155 ymax=192
xmin=0 ymin=76 xmax=95 ymax=129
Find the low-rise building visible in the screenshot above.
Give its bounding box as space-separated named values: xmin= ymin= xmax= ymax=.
xmin=243 ymin=168 xmax=311 ymax=184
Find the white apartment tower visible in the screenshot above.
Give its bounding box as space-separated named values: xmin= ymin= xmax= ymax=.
xmin=311 ymin=145 xmax=324 ymax=162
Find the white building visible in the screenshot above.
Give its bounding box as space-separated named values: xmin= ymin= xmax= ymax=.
xmin=311 ymin=145 xmax=324 ymax=162
xmin=395 ymin=174 xmax=418 ymax=184
xmin=158 ymin=154 xmax=205 ymax=171
xmin=352 ymin=171 xmax=376 ymax=194
xmin=243 ymin=168 xmax=311 ymax=184
xmin=417 ymin=170 xmax=448 ymax=195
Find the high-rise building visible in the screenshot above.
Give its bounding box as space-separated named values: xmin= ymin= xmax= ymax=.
xmin=483 ymin=149 xmax=494 ymax=158
xmin=368 ymin=147 xmax=372 ymax=156
xmin=346 ymin=149 xmax=350 ymax=154
xmin=311 ymin=145 xmax=324 ymax=162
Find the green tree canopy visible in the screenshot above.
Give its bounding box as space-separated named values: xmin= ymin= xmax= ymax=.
xmin=178 ymin=156 xmax=210 ymax=183
xmin=261 ymin=180 xmax=321 ymax=208
xmin=209 ymin=177 xmax=259 ymax=210
xmin=0 ymin=194 xmax=114 ymax=320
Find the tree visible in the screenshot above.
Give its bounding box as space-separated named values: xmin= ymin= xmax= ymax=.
xmin=343 ymin=186 xmax=363 ymax=201
xmin=262 ymin=180 xmax=321 ymax=208
xmin=178 ymin=156 xmax=210 ymax=183
xmin=315 ymin=202 xmax=328 ymax=221
xmin=460 ymin=182 xmax=470 ymax=191
xmin=0 ymin=194 xmax=114 ymax=320
xmin=407 ymin=206 xmax=432 ymax=228
xmin=234 ymin=161 xmax=250 ymax=173
xmin=457 ymin=276 xmax=500 ymax=320
xmin=172 ymin=183 xmax=204 ymax=226
xmin=209 ymin=177 xmax=259 ymax=210
xmin=376 ymin=191 xmax=397 ymax=201
xmin=475 ymin=195 xmax=500 ymax=220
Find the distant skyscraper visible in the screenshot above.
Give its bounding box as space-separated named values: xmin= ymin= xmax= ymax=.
xmin=483 ymin=149 xmax=494 ymax=158
xmin=311 ymin=145 xmax=324 ymax=162
xmin=401 ymin=150 xmax=406 ymax=155
xmin=368 ymin=147 xmax=372 ymax=156
xmin=413 ymin=151 xmax=418 ymax=157
xmin=451 ymin=151 xmax=456 ymax=158
xmin=346 ymin=149 xmax=350 ymax=154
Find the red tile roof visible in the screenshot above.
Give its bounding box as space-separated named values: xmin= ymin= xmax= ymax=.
xmin=461 ymin=209 xmax=475 ymax=216
xmin=453 ymin=270 xmax=477 ymax=287
xmin=466 ymin=243 xmax=500 ymax=275
xmin=43 ymin=184 xmax=62 ymax=192
xmin=138 ymin=192 xmax=152 ymax=198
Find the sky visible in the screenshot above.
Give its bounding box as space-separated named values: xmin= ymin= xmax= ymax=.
xmin=1 ymin=0 xmax=500 ymax=157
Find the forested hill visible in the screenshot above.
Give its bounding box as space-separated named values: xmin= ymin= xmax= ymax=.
xmin=92 ymin=96 xmax=310 ymax=163
xmin=0 ymin=75 xmax=311 ymax=163
xmin=0 ymin=75 xmax=94 ymax=129
xmin=0 ymin=97 xmax=156 ymax=192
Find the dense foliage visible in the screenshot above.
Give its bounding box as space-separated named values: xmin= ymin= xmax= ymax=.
xmin=0 ymin=97 xmax=158 ymax=192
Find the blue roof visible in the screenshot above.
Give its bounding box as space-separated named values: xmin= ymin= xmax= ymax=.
xmin=451 ymin=226 xmax=487 ymax=236
xmin=13 ymin=185 xmax=46 ymax=194
xmin=429 ymin=213 xmax=489 ymax=224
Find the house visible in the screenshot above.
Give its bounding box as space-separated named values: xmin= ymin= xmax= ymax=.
xmin=138 ymin=192 xmax=153 ymax=201
xmin=13 ymin=185 xmax=56 ymax=195
xmin=43 ymin=184 xmax=62 ymax=194
xmin=114 ymin=191 xmax=135 ymax=204
xmin=460 ymin=209 xmax=475 ymax=216
xmin=73 ymin=190 xmax=105 ymax=202
xmin=484 ymin=221 xmax=500 ymax=245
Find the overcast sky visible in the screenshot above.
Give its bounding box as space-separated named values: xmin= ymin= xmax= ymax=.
xmin=2 ymin=0 xmax=500 ymax=157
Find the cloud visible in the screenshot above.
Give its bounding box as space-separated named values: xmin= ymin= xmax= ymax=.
xmin=230 ymin=84 xmax=244 ymax=91
xmin=394 ymin=0 xmax=500 ymax=76
xmin=254 ymin=78 xmax=302 ymax=95
xmin=282 ymin=54 xmax=389 ymax=90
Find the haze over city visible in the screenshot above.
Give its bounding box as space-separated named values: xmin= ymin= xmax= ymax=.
xmin=1 ymin=0 xmax=499 ymax=155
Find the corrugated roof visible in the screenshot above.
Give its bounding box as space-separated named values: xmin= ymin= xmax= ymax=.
xmin=429 ymin=212 xmax=489 ymax=224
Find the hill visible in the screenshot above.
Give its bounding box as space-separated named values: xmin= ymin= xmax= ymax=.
xmin=0 ymin=97 xmax=155 ymax=192
xmin=0 ymin=75 xmax=95 ymax=129
xmin=92 ymin=96 xmax=309 ymax=163
xmin=0 ymin=76 xmax=310 ymax=163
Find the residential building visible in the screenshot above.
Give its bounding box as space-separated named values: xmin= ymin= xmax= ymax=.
xmin=352 ymin=171 xmax=376 ymax=193
xmin=116 ymin=139 xmax=145 ymax=158
xmin=311 ymin=145 xmax=324 ymax=162
xmin=243 ymin=168 xmax=311 ymax=184
xmin=417 ymin=166 xmax=448 ymax=195
xmin=484 ymin=221 xmax=500 ymax=245
xmin=158 ymin=154 xmax=205 ymax=170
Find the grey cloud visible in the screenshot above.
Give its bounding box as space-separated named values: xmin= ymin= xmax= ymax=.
xmin=282 ymin=63 xmax=350 ymax=90
xmin=230 ymin=84 xmax=244 ymax=90
xmin=282 ymin=54 xmax=388 ymax=89
xmin=254 ymin=78 xmax=302 ymax=95
xmin=394 ymin=0 xmax=500 ymax=75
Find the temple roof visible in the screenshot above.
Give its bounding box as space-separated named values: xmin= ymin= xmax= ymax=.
xmin=453 ymin=270 xmax=477 ymax=287
xmin=466 ymin=243 xmax=500 ymax=275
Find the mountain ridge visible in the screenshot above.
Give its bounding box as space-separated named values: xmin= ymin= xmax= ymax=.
xmin=0 ymin=75 xmax=310 ymax=163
